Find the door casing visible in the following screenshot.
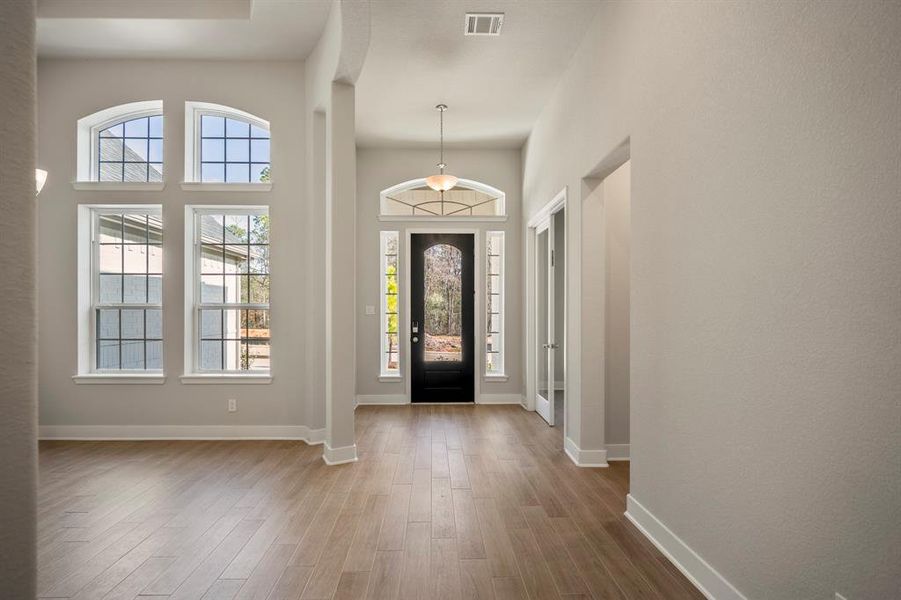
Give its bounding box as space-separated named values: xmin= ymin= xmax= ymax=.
xmin=526 ymin=189 xmax=567 ymax=430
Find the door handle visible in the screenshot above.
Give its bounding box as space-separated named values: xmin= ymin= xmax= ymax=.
xmin=543 ymin=343 xmax=559 ymax=349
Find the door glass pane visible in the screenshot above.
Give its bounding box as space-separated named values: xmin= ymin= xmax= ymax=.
xmin=537 ymin=229 xmax=550 ymax=399
xmin=423 ymin=244 xmax=463 ymax=362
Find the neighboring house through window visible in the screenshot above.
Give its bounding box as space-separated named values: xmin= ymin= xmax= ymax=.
xmin=76 ymin=100 xmax=164 ymax=183
xmin=77 ymin=206 xmax=163 ymax=374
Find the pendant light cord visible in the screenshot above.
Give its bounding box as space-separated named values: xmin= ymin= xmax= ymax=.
xmin=439 ymin=106 xmax=445 ymax=173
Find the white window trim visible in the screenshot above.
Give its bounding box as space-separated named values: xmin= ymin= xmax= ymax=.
xmin=75 ymin=204 xmax=164 ymax=382
xmin=75 ymin=100 xmax=164 ymax=184
xmin=183 ymin=205 xmax=272 ymax=379
xmin=180 ymin=374 xmax=272 ymax=385
xmin=73 ymin=373 xmax=166 ymax=385
xmin=183 ymin=101 xmax=272 ymax=190
xmin=380 ymin=231 xmax=400 ymax=378
xmin=73 ymin=182 xmax=165 ymax=192
xmin=379 ymin=178 xmax=507 ymax=221
xmin=485 ymin=231 xmax=506 ymax=378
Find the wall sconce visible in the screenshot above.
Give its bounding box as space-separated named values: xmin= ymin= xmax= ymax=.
xmin=35 ymin=169 xmax=48 ymax=195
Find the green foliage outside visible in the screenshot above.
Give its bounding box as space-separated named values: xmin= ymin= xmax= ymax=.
xmin=424 ymin=245 xmax=462 ymax=337
xmin=223 ymin=214 xmax=270 ymax=370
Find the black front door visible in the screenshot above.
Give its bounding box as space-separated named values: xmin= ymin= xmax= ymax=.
xmin=410 ymin=233 xmax=474 ymax=403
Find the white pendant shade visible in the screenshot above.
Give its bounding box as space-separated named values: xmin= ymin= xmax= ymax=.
xmin=426 ymin=173 xmax=458 ymax=192
xmin=35 ymin=169 xmax=48 ymax=195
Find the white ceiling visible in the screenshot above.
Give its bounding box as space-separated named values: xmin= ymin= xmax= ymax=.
xmin=354 ymin=0 xmax=601 ymax=149
xmin=36 ymin=0 xmax=332 ymax=60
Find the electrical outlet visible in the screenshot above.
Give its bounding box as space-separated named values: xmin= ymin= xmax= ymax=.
xmin=228 ymin=398 xmax=237 ymax=412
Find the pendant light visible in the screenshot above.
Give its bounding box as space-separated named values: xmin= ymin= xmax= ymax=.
xmin=425 ymin=104 xmax=458 ymax=192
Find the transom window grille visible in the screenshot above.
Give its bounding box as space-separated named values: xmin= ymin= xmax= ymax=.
xmin=92 ymin=208 xmax=163 ymax=371
xmin=199 ymin=114 xmax=270 ymax=183
xmin=193 ymin=208 xmax=271 ymax=372
xmin=380 ymin=178 xmax=506 ymax=219
xmin=380 ymin=231 xmax=400 ymax=375
xmin=97 ymin=115 xmax=163 ymax=182
xmin=486 ymin=231 xmax=505 ymax=375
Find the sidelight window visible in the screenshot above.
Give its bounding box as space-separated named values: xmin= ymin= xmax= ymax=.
xmin=380 ymin=231 xmax=400 ymax=376
xmin=486 ymin=231 xmax=505 ymax=375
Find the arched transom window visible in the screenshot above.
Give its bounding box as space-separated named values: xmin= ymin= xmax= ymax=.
xmin=98 ymin=115 xmax=164 ymax=182
xmin=185 ymin=102 xmax=271 ymax=185
xmin=380 ymin=178 xmax=505 ymax=219
xmin=76 ymin=100 xmax=163 ymax=184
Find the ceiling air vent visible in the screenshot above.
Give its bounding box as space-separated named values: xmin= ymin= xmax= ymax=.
xmin=464 ymin=13 xmax=504 ymax=36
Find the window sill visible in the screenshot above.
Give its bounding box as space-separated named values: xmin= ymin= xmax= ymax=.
xmin=180 ymin=374 xmax=272 ymax=384
xmin=72 ymin=181 xmax=165 ymax=192
xmin=73 ymin=373 xmax=166 ymax=385
xmin=484 ymin=374 xmax=509 ymax=382
xmin=181 ymin=182 xmax=272 ymax=192
xmin=378 ymin=374 xmax=403 ymax=382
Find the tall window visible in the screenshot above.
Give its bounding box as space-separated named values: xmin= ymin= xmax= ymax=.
xmin=97 ymin=115 xmax=164 ymax=182
xmin=380 ymin=231 xmax=399 ymax=376
xmin=92 ymin=208 xmax=163 ymax=371
xmin=197 ymin=112 xmax=270 ymax=183
xmin=189 ymin=208 xmax=271 ymax=373
xmin=486 ymin=231 xmax=505 ymax=375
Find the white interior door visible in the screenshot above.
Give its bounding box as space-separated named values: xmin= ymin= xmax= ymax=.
xmin=535 ymin=221 xmax=555 ymax=426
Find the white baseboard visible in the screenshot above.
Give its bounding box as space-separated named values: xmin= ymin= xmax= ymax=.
xmin=355 ymin=394 xmax=408 ymax=407
xmin=477 ymin=393 xmax=524 ymax=405
xmin=625 ymin=495 xmax=746 ymax=600
xmin=323 ymin=442 xmax=358 ymax=465
xmin=563 ymin=436 xmax=608 ymax=467
xmin=606 ymin=443 xmax=630 ymax=461
xmin=38 ymin=424 xmax=325 ymax=444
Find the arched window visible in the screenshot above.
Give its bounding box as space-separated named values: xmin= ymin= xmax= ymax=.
xmin=379 ymin=178 xmax=506 ymax=220
xmin=76 ymin=100 xmax=163 ymax=184
xmin=184 ymin=102 xmax=271 ymax=186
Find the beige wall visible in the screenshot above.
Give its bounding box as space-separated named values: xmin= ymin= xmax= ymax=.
xmin=0 ymin=1 xmax=37 ymax=596
xmin=37 ymin=59 xmax=312 ymax=431
xmin=522 ymin=2 xmax=901 ymax=598
xmin=604 ymin=161 xmax=630 ymax=446
xmin=355 ymin=147 xmax=523 ymax=400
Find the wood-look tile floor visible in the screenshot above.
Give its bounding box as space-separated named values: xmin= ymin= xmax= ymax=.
xmin=38 ymin=405 xmax=704 ymax=599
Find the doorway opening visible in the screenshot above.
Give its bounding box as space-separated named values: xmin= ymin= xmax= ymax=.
xmin=409 ymin=232 xmax=475 ymax=403
xmin=582 ymin=154 xmax=631 ymax=467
